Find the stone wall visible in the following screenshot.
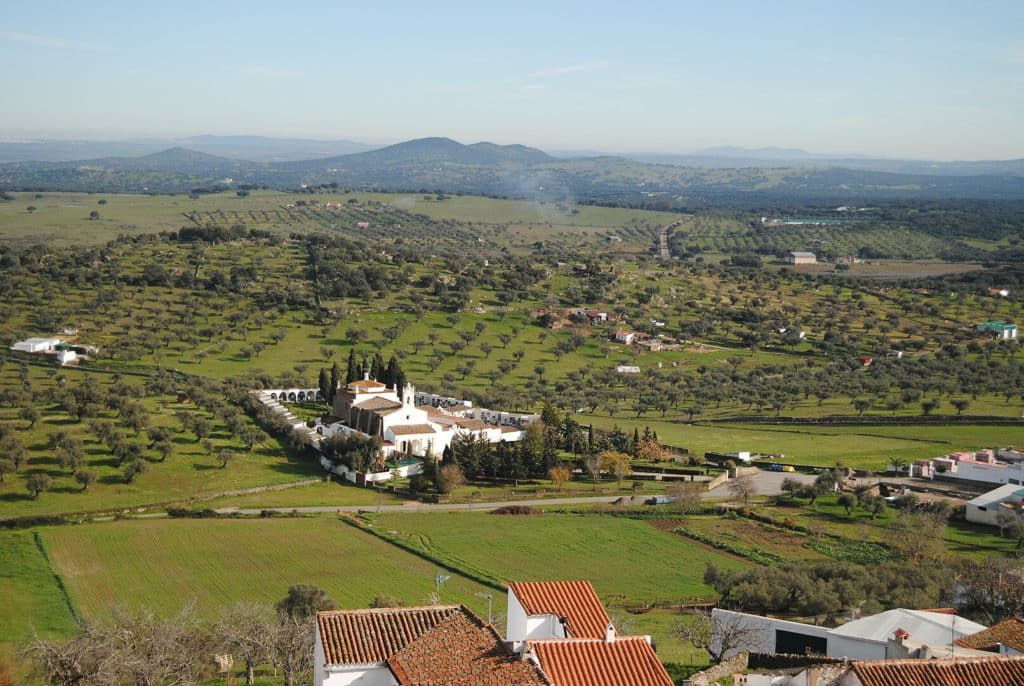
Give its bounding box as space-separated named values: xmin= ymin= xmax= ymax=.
xmin=684 ymin=651 xmax=749 ymax=686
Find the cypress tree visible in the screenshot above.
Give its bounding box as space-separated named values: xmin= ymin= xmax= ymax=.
xmin=318 ymin=368 xmax=332 ymax=406
xmin=345 ymin=349 xmax=359 ymax=384
xmin=370 ymin=352 xmax=385 ymax=380
xmin=330 ymin=361 xmax=341 ymax=399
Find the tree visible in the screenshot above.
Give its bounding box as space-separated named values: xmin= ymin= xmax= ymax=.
xmin=318 ymin=368 xmax=332 ymax=405
xmin=921 ymin=398 xmax=940 ymax=415
xmin=123 ymin=458 xmax=148 ymax=483
xmin=24 ymin=605 xmax=211 ymax=686
xmin=666 ymin=480 xmax=703 ymax=514
xmin=153 ymin=439 xmax=175 ymax=462
xmin=215 ymin=602 xmax=274 ymax=686
xmin=19 ymin=406 xmax=40 ymax=428
xmin=26 ymin=473 xmax=52 ymax=498
xmin=675 ymin=608 xmax=770 ymax=661
xmin=837 ymin=492 xmax=858 ymax=515
xmin=88 ymin=210 xmax=100 ymax=220
xmin=864 ymin=495 xmax=887 ymax=519
xmin=436 ymin=463 xmax=465 ymax=495
xmin=0 ymin=459 xmax=13 ymax=484
xmin=727 ymin=473 xmax=757 ymax=505
xmin=548 ymin=465 xmax=571 ymax=492
xmin=584 ymin=453 xmax=603 ymax=490
xmin=600 ymin=450 xmax=632 ymax=489
xmin=852 ymin=398 xmax=871 ymax=416
xmin=951 ymin=398 xmax=970 ymax=416
xmin=75 ymin=469 xmax=96 ymax=491
xmin=218 ymin=449 xmax=235 ymax=469
xmin=276 ymin=584 xmax=336 ymax=621
xmin=634 ymin=437 xmax=670 ymax=463
xmin=780 ymin=477 xmax=802 ymax=500
xmin=955 ymin=557 xmax=1024 ymax=624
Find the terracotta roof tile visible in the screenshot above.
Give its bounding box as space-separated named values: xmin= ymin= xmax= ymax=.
xmin=388 ymin=610 xmax=550 ymax=686
xmin=389 ymin=424 xmax=437 ymax=436
xmin=350 ymin=379 xmax=387 ymax=389
xmin=957 ymin=617 xmax=1024 ymax=653
xmin=317 ymin=606 xmax=461 ymax=665
xmin=509 ymin=581 xmax=611 ymax=640
xmin=852 ymin=654 xmax=1024 ymax=686
xmin=528 ymin=637 xmax=673 ymax=686
xmin=353 ymin=396 xmax=403 ymax=411
xmin=455 ymin=418 xmax=490 ymax=431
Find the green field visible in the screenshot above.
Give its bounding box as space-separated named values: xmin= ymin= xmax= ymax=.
xmin=0 ymin=531 xmax=77 ymax=642
xmin=363 ymin=511 xmax=748 ymax=602
xmin=579 ymin=415 xmax=1024 ymax=470
xmin=40 ymin=518 xmax=499 ymax=624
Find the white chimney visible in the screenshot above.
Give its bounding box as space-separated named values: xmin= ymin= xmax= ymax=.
xmin=604 ymin=623 xmax=615 ymax=644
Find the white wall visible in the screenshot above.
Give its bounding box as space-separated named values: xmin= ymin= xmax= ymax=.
xmin=827 ymin=635 xmax=885 ymax=661
xmin=711 ymin=609 xmax=825 ymax=660
xmin=506 ymin=589 xmax=569 ymax=651
xmin=321 ymin=666 xmax=397 ymax=686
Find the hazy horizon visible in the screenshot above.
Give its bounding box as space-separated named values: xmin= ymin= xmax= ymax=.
xmin=3 ymin=1 xmax=1022 ymax=161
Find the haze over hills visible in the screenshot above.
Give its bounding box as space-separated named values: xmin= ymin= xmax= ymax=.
xmin=1 ymin=136 xmax=1022 ymax=202
xmin=0 ymin=135 xmax=376 ymax=164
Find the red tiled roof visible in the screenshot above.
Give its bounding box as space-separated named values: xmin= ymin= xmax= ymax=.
xmin=852 ymin=654 xmax=1024 ymax=686
xmin=508 ymin=581 xmax=611 ymax=640
xmin=317 ymin=606 xmax=461 ymax=665
xmin=388 ymin=610 xmax=550 ymax=686
xmin=528 ymin=637 xmax=673 ymax=686
xmin=353 ymin=396 xmax=403 ymax=411
xmin=455 ymin=418 xmax=490 ymax=431
xmin=389 ymin=424 xmax=437 ymax=436
xmin=350 ymin=379 xmax=387 ymax=389
xmin=957 ymin=617 xmax=1024 ymax=653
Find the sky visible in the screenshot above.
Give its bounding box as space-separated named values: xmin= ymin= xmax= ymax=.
xmin=1 ymin=1 xmax=1022 ymax=160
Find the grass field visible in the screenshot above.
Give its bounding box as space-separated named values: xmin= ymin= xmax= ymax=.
xmin=579 ymin=415 xmax=1024 ymax=470
xmin=0 ymin=531 xmax=77 ymax=642
xmin=363 ymin=511 xmax=748 ymax=602
xmin=40 ymin=518 xmax=499 ymax=626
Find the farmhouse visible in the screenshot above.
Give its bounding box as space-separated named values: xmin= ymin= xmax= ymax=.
xmin=614 ymin=329 xmax=636 ymax=344
xmin=965 ymin=483 xmax=1024 ymax=527
xmin=320 ymin=375 xmax=532 ymax=460
xmin=10 ymin=337 xmax=60 ymax=353
xmin=977 ymin=321 xmax=1018 ymax=340
xmin=712 ymin=607 xmax=987 ymax=661
xmin=785 ymin=251 xmax=817 ymax=265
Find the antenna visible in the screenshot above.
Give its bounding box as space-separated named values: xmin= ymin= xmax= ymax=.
xmin=434 ymin=571 xmax=450 ymax=594
xmin=475 ymin=591 xmax=495 ymax=624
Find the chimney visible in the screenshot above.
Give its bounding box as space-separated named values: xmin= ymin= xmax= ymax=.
xmin=604 ymin=623 xmax=615 ymax=644
xmin=893 ymin=628 xmax=909 ymax=644
xmin=363 ymin=370 xmax=370 ymax=381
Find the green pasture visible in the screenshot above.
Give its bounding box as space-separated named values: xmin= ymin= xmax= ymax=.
xmin=578 ymin=414 xmax=1024 ymax=470
xmin=363 ymin=510 xmax=748 ymax=602
xmin=0 ymin=531 xmax=77 ymax=642
xmin=39 ymin=518 xmax=499 ymax=627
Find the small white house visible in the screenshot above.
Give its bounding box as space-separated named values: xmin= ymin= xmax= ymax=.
xmin=11 ymin=337 xmax=60 ymax=353
xmin=614 ymin=330 xmax=636 ymax=344
xmin=56 ymin=349 xmax=77 ymax=365
xmin=966 ymin=483 xmax=1024 ymax=527
xmin=786 ymin=252 xmax=817 ymax=265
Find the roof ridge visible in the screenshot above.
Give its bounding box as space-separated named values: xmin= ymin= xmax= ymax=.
xmin=318 ymin=604 xmax=461 ymax=616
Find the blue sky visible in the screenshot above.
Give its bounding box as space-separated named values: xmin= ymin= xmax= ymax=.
xmin=2 ymin=1 xmax=1022 ymax=159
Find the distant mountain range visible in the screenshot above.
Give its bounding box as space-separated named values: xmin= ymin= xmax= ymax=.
xmin=0 ymin=135 xmax=374 ymax=164
xmin=1 ymin=136 xmax=1022 ymax=202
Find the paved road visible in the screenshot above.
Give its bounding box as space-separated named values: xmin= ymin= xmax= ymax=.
xmin=213 ymin=470 xmax=819 ymax=516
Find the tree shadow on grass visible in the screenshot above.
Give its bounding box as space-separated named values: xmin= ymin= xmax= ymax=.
xmin=192 ymin=463 xmax=219 ymax=471
xmin=0 ymin=491 xmax=34 ymax=503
